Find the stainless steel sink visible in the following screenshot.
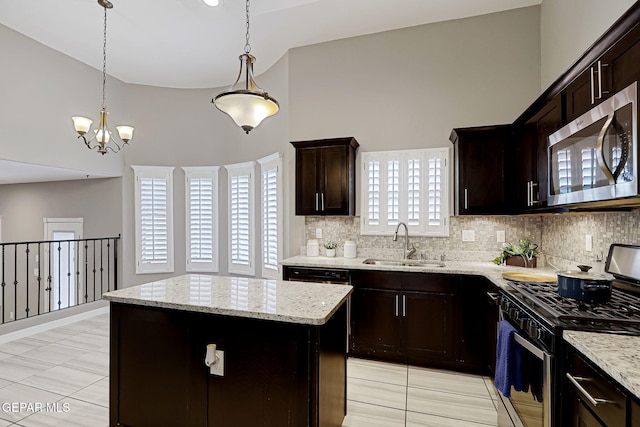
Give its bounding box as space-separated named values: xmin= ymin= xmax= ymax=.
xmin=362 ymin=258 xmax=445 ymax=268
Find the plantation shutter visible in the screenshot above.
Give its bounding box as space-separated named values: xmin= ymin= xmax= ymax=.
xmin=361 ymin=149 xmax=449 ymax=237
xmin=183 ymin=167 xmax=219 ymax=272
xmin=258 ymin=153 xmax=282 ymax=279
xmin=133 ymin=166 xmax=175 ymax=274
xmin=226 ymin=161 xmax=255 ymax=276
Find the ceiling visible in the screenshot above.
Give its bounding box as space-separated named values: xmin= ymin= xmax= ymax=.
xmin=0 ymin=159 xmax=114 ymax=185
xmin=1 ymin=0 xmax=542 ymax=89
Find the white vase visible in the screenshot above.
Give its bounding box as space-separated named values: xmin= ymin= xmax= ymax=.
xmin=326 ymin=248 xmax=336 ymax=257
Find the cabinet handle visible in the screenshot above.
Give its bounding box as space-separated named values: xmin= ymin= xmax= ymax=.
xmin=321 ymin=192 xmax=325 ymax=211
xmin=314 ymin=192 xmax=319 ymax=211
xmin=590 ymin=66 xmax=596 ymax=105
xmin=565 ymin=373 xmax=615 ymax=407
xmin=464 ymin=189 xmax=468 ymax=210
xmin=531 ymin=182 xmax=539 ymax=205
xmin=402 ymin=295 xmax=406 ymax=317
xmin=527 ymin=181 xmax=532 ymax=207
xmin=395 ymin=295 xmax=399 ymax=317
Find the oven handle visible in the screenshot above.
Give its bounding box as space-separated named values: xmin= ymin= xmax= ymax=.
xmin=566 ymin=373 xmax=616 ymax=407
xmin=513 ymin=332 xmax=545 ymax=360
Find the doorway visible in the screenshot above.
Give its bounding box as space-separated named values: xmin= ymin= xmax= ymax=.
xmin=43 ymin=218 xmax=83 ymax=311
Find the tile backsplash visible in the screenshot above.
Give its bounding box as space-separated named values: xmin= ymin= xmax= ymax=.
xmin=304 ymin=209 xmax=640 ymax=272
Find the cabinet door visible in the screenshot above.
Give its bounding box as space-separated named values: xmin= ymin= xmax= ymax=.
xmin=320 ymin=145 xmax=351 ymax=214
xmin=607 ymin=23 xmax=640 ymax=94
xmin=451 ymin=126 xmax=511 ymax=214
xmin=402 ymin=290 xmax=454 ymax=365
xmin=571 ymin=394 xmax=606 ymax=427
xmin=349 ymin=288 xmax=403 ymax=362
xmin=295 ymin=147 xmax=320 ymax=215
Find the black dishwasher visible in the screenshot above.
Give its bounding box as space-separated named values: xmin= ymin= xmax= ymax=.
xmin=282 ymin=266 xmax=350 ymax=284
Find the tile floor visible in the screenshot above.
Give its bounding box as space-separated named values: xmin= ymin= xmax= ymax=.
xmin=0 ymin=308 xmax=501 ymax=426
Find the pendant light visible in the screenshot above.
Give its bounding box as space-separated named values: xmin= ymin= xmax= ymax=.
xmin=212 ymin=0 xmax=279 ymax=134
xmin=72 ymin=0 xmax=134 ymax=155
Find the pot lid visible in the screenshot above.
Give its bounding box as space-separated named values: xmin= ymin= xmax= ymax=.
xmin=557 ymin=270 xmax=614 ymax=281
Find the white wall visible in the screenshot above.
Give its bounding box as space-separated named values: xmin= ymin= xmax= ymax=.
xmin=540 ymin=0 xmax=637 ymax=90
xmin=0 ymin=24 xmax=125 ymax=177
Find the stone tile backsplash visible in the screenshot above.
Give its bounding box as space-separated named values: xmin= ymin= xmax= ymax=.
xmin=304 ymin=209 xmax=640 ymax=270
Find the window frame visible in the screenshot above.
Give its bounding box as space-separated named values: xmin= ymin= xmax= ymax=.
xmin=132 ymin=165 xmax=175 ymax=274
xmin=225 ymin=161 xmax=256 ymax=276
xmin=182 ymin=166 xmax=220 ymax=273
xmin=360 ymin=148 xmax=450 ymax=237
xmin=257 ymin=153 xmax=283 ymax=279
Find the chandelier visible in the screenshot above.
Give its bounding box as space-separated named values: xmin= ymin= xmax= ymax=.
xmin=212 ymin=0 xmax=279 ymax=134
xmin=72 ymin=0 xmax=134 ymax=155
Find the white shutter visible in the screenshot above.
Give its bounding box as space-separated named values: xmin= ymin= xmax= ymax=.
xmin=360 ymin=148 xmax=449 ymax=237
xmin=225 ymin=161 xmax=255 ymax=276
xmin=133 ymin=166 xmax=175 ymax=274
xmin=258 ymin=153 xmax=282 ymax=279
xmin=183 ymin=167 xmax=219 ymax=272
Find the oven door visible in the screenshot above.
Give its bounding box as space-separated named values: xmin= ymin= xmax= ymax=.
xmin=496 ymin=329 xmax=553 ymax=427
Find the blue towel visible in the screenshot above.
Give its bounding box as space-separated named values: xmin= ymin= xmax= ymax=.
xmin=495 ymin=320 xmax=517 ymax=397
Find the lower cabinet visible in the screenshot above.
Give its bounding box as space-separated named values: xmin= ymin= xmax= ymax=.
xmin=349 ymin=270 xmax=496 ymax=374
xmin=110 ymin=302 xmax=347 ymax=427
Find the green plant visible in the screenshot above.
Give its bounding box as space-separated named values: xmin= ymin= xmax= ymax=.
xmin=492 ymin=238 xmax=540 ymax=265
xmin=324 ymin=241 xmax=338 ymax=250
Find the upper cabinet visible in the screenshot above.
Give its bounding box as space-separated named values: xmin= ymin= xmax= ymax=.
xmin=291 ymin=137 xmax=359 ymax=216
xmin=514 ymin=97 xmax=564 ymax=211
xmin=450 ymin=125 xmax=513 ymax=215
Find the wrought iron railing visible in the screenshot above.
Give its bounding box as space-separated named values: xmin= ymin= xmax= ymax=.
xmin=0 ymin=236 xmax=119 ymax=324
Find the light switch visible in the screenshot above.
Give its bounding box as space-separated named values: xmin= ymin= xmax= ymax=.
xmin=315 ymin=228 xmax=322 ymax=238
xmin=586 ymin=234 xmax=593 ymax=252
xmin=462 ymin=230 xmax=475 ymax=242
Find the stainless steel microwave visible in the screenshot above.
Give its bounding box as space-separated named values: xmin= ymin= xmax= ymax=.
xmin=548 ymin=81 xmax=637 ymax=206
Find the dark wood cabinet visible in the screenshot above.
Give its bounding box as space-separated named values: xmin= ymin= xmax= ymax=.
xmin=564 ymin=346 xmax=627 ymax=427
xmin=110 ymin=302 xmax=347 ymax=427
xmin=515 ymin=96 xmax=564 ymax=211
xmin=349 ymin=270 xmax=496 ymax=373
xmin=291 ymin=137 xmax=358 ymax=216
xmin=450 ymin=125 xmax=513 ymax=215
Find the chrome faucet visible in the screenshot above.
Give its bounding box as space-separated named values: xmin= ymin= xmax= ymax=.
xmin=393 ymin=222 xmax=416 ymax=259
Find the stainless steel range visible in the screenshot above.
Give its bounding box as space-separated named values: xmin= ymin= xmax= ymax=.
xmin=496 ymin=244 xmax=640 ymax=427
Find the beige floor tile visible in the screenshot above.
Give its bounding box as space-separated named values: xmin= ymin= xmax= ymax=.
xmin=0 ymin=383 xmax=65 ymax=423
xmin=17 ymin=397 xmax=108 ymax=427
xmin=408 ymin=365 xmax=492 ymax=398
xmin=407 ymin=410 xmax=499 ymax=426
xmin=348 ymin=377 xmax=407 ymax=410
xmin=348 ymin=357 xmax=407 ymax=386
xmin=407 ymin=387 xmax=497 ymax=425
xmin=343 ymin=400 xmax=405 ymax=427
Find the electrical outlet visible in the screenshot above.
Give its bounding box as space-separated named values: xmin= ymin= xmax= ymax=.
xmin=586 ymin=234 xmax=593 ymax=252
xmin=209 ymin=349 xmax=225 ymax=376
xmin=315 ymin=228 xmax=322 ymax=239
xmin=462 ymin=230 xmax=475 ymax=242
xmin=496 ymin=230 xmax=506 ymax=243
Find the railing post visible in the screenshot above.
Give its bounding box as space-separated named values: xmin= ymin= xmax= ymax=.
xmin=37 ymin=242 xmax=41 ymax=316
xmin=1 ymin=244 xmax=5 ymax=324
xmin=25 ymin=244 xmax=30 ymax=318
xmin=114 ymin=236 xmax=119 ymax=291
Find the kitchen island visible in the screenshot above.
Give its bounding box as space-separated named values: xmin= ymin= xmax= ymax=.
xmin=103 ymin=274 xmax=352 ymax=427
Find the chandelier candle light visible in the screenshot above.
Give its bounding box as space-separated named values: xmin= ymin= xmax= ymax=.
xmin=212 ymin=0 xmax=279 ymax=134
xmin=72 ymin=0 xmax=134 ymax=155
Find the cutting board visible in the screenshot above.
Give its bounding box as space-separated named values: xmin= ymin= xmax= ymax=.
xmin=502 ymin=272 xmax=557 ymax=283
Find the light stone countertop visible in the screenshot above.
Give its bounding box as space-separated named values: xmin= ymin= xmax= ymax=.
xmin=280 ymin=255 xmax=558 ymax=290
xmin=564 ymin=331 xmax=640 ymax=400
xmin=103 ymin=274 xmax=352 ymax=326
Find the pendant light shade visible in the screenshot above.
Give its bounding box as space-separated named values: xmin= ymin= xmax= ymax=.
xmin=214 ymin=54 xmax=279 ymax=134
xmin=212 ymin=0 xmax=279 ymax=134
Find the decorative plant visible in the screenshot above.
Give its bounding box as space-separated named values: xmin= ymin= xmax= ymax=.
xmin=324 ymin=241 xmax=338 ymax=250
xmin=493 ymin=238 xmax=540 ymax=265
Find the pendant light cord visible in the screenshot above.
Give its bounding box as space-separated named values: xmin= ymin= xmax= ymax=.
xmin=244 ymin=0 xmax=251 ymax=54
xmin=102 ymin=5 xmax=108 ymax=110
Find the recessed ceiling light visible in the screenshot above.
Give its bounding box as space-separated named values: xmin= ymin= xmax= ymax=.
xmin=203 ymin=0 xmax=221 ymax=6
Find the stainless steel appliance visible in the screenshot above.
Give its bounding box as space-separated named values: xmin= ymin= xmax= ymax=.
xmin=548 ymin=82 xmax=637 ymax=206
xmin=496 ymin=244 xmax=640 ymax=427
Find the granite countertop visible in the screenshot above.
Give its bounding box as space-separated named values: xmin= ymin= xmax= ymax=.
xmin=564 ymin=331 xmax=640 ymax=400
xmin=280 ymin=255 xmax=558 ymax=291
xmin=103 ymin=274 xmax=352 ymax=326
